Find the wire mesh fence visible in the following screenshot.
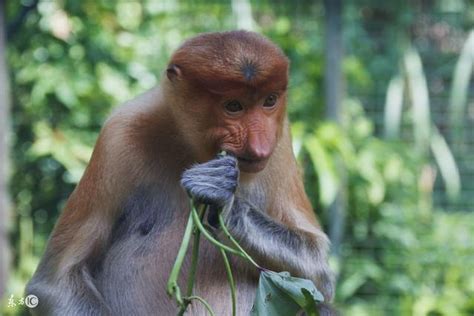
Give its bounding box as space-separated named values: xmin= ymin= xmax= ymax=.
xmin=351 ymin=7 xmax=474 ymax=213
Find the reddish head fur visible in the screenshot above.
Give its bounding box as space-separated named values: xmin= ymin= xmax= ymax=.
xmin=168 ymin=30 xmax=289 ymax=94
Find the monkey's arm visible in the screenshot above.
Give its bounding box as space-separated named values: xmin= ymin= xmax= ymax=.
xmin=181 ymin=155 xmax=333 ymax=302
xmin=224 ymin=198 xmax=333 ymax=300
xmin=26 ymin=114 xmax=137 ymax=316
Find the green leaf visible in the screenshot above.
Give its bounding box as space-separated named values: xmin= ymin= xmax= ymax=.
xmin=304 ymin=136 xmax=339 ymax=206
xmin=430 ymin=125 xmax=461 ymax=200
xmin=384 ymin=75 xmax=404 ymax=139
xmin=55 ymin=81 xmax=79 ymax=108
xmin=403 ymin=47 xmax=431 ymax=153
xmin=449 ymin=30 xmax=474 ymax=144
xmin=250 ymin=271 xmax=324 ymax=316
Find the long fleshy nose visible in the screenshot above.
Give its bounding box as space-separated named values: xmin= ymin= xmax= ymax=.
xmin=245 ymin=131 xmax=272 ymax=160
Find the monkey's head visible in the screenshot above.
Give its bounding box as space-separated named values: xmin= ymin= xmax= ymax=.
xmin=165 ymin=31 xmax=289 ymax=173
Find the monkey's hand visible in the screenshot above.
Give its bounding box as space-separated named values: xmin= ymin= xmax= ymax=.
xmin=181 ymin=155 xmax=239 ymax=208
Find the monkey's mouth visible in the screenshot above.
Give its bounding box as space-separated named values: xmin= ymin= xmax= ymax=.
xmin=236 ymin=157 xmax=268 ymax=173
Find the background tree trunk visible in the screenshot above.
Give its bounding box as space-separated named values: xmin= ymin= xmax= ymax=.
xmin=0 ymin=0 xmax=11 ymax=300
xmin=232 ymin=0 xmax=256 ymax=31
xmin=324 ymin=0 xmax=346 ymax=256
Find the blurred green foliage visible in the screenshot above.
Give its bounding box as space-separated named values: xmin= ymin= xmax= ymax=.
xmin=2 ymin=0 xmax=474 ymax=315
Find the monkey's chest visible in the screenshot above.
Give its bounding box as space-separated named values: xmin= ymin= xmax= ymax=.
xmin=97 ymin=224 xmax=257 ymax=315
xmin=96 ymin=185 xmax=257 ymax=315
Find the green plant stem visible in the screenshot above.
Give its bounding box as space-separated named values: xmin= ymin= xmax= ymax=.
xmin=178 ymin=204 xmax=207 ymax=316
xmin=186 ymin=296 xmax=217 ymax=316
xmin=166 ymin=210 xmax=195 ymax=305
xmin=191 ymin=205 xmax=244 ymax=258
xmin=168 ymin=198 xmax=262 ymax=316
xmin=218 ymin=212 xmax=261 ymax=269
xmin=219 ymin=247 xmax=236 ymax=316
xmin=186 ymin=204 xmax=206 ymax=295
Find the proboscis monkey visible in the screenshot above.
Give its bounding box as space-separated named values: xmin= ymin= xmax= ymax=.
xmin=27 ymin=30 xmax=334 ymax=316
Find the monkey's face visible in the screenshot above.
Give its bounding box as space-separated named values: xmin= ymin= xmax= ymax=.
xmin=166 ymin=31 xmax=290 ymax=173
xmin=206 ymin=89 xmax=287 ymax=173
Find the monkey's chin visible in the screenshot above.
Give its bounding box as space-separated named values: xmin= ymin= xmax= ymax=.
xmin=237 ymin=158 xmax=268 ymax=173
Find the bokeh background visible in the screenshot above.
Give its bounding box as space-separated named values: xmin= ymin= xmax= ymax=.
xmin=1 ymin=0 xmax=474 ymax=315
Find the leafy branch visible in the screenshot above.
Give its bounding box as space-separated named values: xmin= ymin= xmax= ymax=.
xmin=167 ymin=199 xmax=324 ymax=316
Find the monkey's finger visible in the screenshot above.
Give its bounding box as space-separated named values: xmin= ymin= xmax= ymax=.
xmin=181 ymin=178 xmax=236 ymax=197
xmin=183 ymin=165 xmax=237 ymax=179
xmin=202 ymin=155 xmax=237 ymax=168
xmin=183 ymin=184 xmax=234 ymax=207
xmin=181 ymin=162 xmax=239 ymax=184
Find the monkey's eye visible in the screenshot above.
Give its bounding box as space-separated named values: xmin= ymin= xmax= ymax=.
xmin=263 ymin=94 xmax=278 ymax=108
xmin=224 ymin=100 xmax=244 ymax=114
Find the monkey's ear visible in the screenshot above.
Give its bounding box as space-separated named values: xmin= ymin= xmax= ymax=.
xmin=166 ymin=64 xmax=182 ymax=82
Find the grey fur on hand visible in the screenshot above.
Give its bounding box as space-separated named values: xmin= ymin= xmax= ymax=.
xmin=181 ymin=155 xmax=239 ymax=207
